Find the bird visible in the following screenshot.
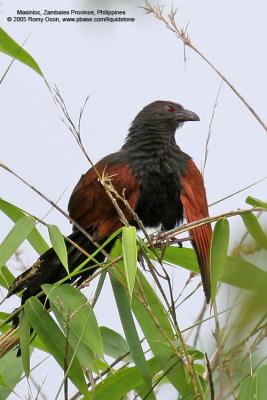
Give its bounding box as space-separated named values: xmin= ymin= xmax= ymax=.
xmin=7 ymin=100 xmax=212 ymax=307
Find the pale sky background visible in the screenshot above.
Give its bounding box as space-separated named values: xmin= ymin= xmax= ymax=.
xmin=1 ymin=0 xmax=267 ymax=399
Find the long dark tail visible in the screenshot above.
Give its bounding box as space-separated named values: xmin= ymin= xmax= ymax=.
xmin=7 ymin=230 xmax=112 ymax=306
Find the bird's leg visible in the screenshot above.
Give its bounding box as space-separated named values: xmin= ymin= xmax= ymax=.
xmin=151 ymin=226 xmax=169 ymax=263
xmin=149 ymin=229 xmax=162 ymax=247
xmin=153 ymin=224 xmax=193 ymax=262
xmin=137 ymin=233 xmax=167 ymax=279
xmin=167 ymin=236 xmax=193 ymax=247
xmin=157 ymin=224 xmax=192 ymax=248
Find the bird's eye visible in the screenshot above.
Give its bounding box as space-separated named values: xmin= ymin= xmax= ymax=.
xmin=167 ymin=105 xmax=175 ymax=112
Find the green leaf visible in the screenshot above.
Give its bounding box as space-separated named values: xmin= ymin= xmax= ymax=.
xmin=100 ymin=326 xmax=131 ymax=361
xmin=110 ymin=236 xmax=123 ymax=260
xmin=0 ymin=28 xmax=43 ymax=76
xmin=0 ymin=198 xmax=49 ymax=254
xmin=92 ymin=358 xmax=160 ymax=400
xmin=24 ymin=297 xmax=88 ymax=395
xmin=110 ymin=275 xmax=152 ymax=388
xmin=0 ymin=350 xmax=24 ymax=399
xmin=0 ymin=374 xmax=10 ymax=389
xmin=134 ymin=269 xmax=174 ymax=340
xmin=160 ymin=246 xmax=267 ymax=292
xmin=223 ymin=256 xmax=267 ymax=291
xmin=246 ymin=196 xmax=267 ymax=209
xmin=188 ymin=347 xmax=205 ymax=360
xmin=112 ymin=245 xmax=191 ymax=395
xmin=238 ymin=364 xmax=267 ymax=399
xmin=31 ymin=335 xmax=49 ymax=354
xmin=122 ymin=226 xmax=138 ymax=299
xmin=157 ymin=246 xmax=199 ymax=273
xmin=92 ymin=271 xmax=107 ymax=308
xmin=95 ymin=359 xmax=110 ymax=371
xmin=131 ymin=270 xmax=190 ymax=396
xmin=47 ymin=224 xmax=69 ymax=273
xmin=241 ymin=213 xmax=267 ymax=250
xmin=238 ymin=375 xmax=256 ymax=400
xmin=0 ymin=216 xmax=36 ymax=269
xmin=194 ymin=363 xmax=206 ymax=375
xmin=0 ymin=312 xmax=11 ymax=334
xmin=0 ymin=265 xmax=15 ymax=290
xmin=19 ymin=311 xmax=31 ymax=378
xmin=42 ymin=284 xmax=103 ymax=364
xmin=210 ymin=218 xmax=230 ymax=301
xmin=0 ymin=312 xmax=9 ymax=322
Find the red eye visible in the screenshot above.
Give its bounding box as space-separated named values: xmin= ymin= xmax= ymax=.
xmin=167 ymin=105 xmax=175 ymax=112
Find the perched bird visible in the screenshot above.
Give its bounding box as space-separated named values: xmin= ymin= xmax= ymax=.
xmin=8 ymin=100 xmax=212 ymax=305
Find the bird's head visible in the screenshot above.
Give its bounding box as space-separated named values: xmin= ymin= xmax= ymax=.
xmin=130 ymin=100 xmax=200 ymax=135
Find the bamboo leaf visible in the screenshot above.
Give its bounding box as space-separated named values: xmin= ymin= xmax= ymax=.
xmin=134 ymin=269 xmax=174 ymax=339
xmin=0 ymin=374 xmax=10 ymax=389
xmin=0 ymin=312 xmax=9 ymax=323
xmin=100 ymin=326 xmax=131 ymax=361
xmin=241 ymin=213 xmax=267 ymax=250
xmin=238 ymin=375 xmax=256 ymax=400
xmin=238 ymin=364 xmax=267 ymax=399
xmin=92 ymin=358 xmax=160 ymax=400
xmin=0 ymin=216 xmax=36 ymax=269
xmin=42 ymin=284 xmax=103 ymax=361
xmin=19 ymin=311 xmax=30 ymax=378
xmin=47 ymin=224 xmax=69 ymax=273
xmin=223 ymin=256 xmax=267 ymax=291
xmin=111 ymin=242 xmax=191 ymax=395
xmin=210 ymin=218 xmax=230 ymax=301
xmin=110 ymin=275 xmax=152 ymax=388
xmin=160 ymin=247 xmax=267 ymax=292
xmin=0 ymin=28 xmax=43 ymax=76
xmin=31 ymin=335 xmax=49 ymax=354
xmin=24 ymin=297 xmax=88 ymax=395
xmin=122 ymin=226 xmax=138 ymax=299
xmin=0 ymin=265 xmax=15 ymax=290
xmin=131 ymin=269 xmax=190 ymax=396
xmin=0 ymin=351 xmax=23 ymax=399
xmin=0 ymin=312 xmax=11 ymax=334
xmin=155 ymin=246 xmax=199 ymax=273
xmin=92 ymin=271 xmax=107 ymax=308
xmin=246 ymin=196 xmax=267 ymax=209
xmin=0 ymin=198 xmax=49 ymax=254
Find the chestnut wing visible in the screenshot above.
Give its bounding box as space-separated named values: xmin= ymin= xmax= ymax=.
xmin=180 ymin=159 xmax=212 ymax=302
xmin=68 ymin=154 xmax=140 ymax=240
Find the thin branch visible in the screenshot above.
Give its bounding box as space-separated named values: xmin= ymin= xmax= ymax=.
xmin=192 ymin=300 xmax=207 ymax=346
xmin=69 ymin=302 xmax=241 ymax=400
xmin=176 ymin=281 xmax=201 ymax=309
xmin=0 ymin=34 xmax=30 ymax=86
xmin=143 ymin=2 xmax=267 ymax=133
xmin=0 ymin=162 xmax=110 ymax=265
xmin=213 ymin=301 xmax=224 ymax=399
xmin=135 ymin=270 xmax=204 ymax=399
xmin=0 ymin=57 xmax=16 ymax=86
xmin=205 ymin=353 xmax=215 ymax=400
xmin=142 ymin=359 xmax=181 ymax=400
xmin=202 ymin=79 xmax=223 ymax=176
xmin=54 ymin=88 xmax=131 ymax=227
xmin=69 ymin=347 xmax=133 ymax=400
xmin=209 ymin=176 xmax=267 ymax=207
xmin=40 ymin=187 xmax=67 ymax=222
xmin=158 ymin=206 xmax=267 ymax=241
xmin=30 ymin=375 xmax=48 ymax=400
xmin=0 ymin=199 xmax=265 ymax=324
xmin=63 ymin=316 xmax=70 ymax=400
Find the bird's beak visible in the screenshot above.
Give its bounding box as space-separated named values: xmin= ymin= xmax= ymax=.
xmin=176 ymin=109 xmax=200 ymax=122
